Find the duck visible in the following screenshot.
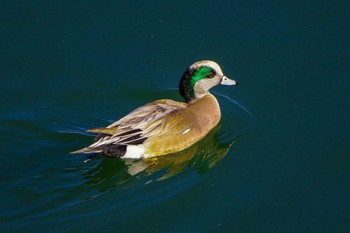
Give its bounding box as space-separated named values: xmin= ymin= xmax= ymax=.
xmin=71 ymin=60 xmax=238 ymax=159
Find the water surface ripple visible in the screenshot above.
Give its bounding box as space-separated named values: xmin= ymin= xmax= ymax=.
xmin=0 ymin=89 xmax=251 ymax=231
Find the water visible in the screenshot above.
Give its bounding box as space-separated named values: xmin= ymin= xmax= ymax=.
xmin=1 ymin=1 xmax=349 ymax=232
xmin=1 ymin=88 xmax=251 ymax=232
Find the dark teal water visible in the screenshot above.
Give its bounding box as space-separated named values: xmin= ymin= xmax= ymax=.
xmin=1 ymin=1 xmax=349 ymax=232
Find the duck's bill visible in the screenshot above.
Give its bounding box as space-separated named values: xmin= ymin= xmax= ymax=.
xmin=221 ymin=76 xmax=238 ymax=86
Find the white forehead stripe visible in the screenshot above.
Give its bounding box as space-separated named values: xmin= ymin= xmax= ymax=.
xmin=190 ymin=60 xmax=223 ymax=75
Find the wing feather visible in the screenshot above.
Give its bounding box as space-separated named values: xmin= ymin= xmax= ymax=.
xmin=87 ymin=99 xmax=190 ymax=149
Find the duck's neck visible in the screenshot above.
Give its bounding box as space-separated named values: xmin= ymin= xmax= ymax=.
xmin=179 ymin=85 xmax=210 ymax=103
xmin=179 ymin=70 xmax=194 ymax=103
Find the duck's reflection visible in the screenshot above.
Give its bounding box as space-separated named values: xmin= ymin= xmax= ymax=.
xmin=82 ymin=125 xmax=237 ymax=190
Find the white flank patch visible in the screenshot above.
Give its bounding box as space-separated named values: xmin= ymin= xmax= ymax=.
xmin=122 ymin=145 xmax=145 ymax=159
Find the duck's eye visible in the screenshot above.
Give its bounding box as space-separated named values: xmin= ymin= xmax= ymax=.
xmin=207 ymin=72 xmax=215 ymax=78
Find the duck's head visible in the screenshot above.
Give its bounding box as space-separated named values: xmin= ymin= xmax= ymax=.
xmin=179 ymin=60 xmax=238 ymax=103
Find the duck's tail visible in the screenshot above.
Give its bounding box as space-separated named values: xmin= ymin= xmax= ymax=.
xmin=70 ymin=147 xmax=102 ymax=154
xmin=71 ymin=144 xmax=144 ymax=159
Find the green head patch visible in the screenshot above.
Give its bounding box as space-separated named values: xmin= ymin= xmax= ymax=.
xmin=179 ymin=65 xmax=217 ymax=103
xmin=189 ymin=66 xmax=215 ymax=89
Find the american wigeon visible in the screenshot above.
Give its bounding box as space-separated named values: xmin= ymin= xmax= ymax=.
xmin=71 ymin=60 xmax=238 ymax=159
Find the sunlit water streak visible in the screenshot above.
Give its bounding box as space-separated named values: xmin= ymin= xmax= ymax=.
xmin=0 ymin=89 xmax=251 ymax=232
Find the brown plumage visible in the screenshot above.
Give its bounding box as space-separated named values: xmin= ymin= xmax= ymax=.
xmin=71 ymin=60 xmax=238 ymax=159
